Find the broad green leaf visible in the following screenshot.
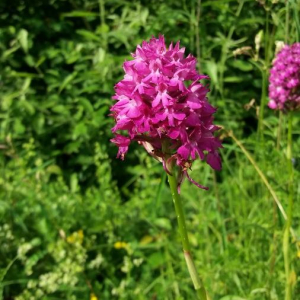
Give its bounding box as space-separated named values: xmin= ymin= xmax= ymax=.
xmin=18 ymin=29 xmax=28 ymax=53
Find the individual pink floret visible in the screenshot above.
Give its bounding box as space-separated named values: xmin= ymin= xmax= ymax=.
xmin=110 ymin=35 xmax=222 ymax=191
xmin=268 ymin=43 xmax=300 ymax=111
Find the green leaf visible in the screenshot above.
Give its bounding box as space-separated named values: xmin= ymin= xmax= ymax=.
xmin=73 ymin=122 xmax=87 ymax=138
xmin=46 ymin=165 xmax=62 ymax=175
xmin=9 ymin=71 xmax=40 ymax=78
xmin=219 ymin=297 xmax=247 ymax=300
xmin=64 ymin=141 xmax=82 ymax=154
xmin=231 ymin=60 xmax=253 ymax=72
xmin=78 ymin=98 xmax=94 ymax=114
xmin=13 ymin=119 xmax=25 ymax=134
xmin=76 ymin=30 xmax=100 ymax=42
xmin=58 ymin=72 xmax=78 ymax=94
xmin=21 ymin=100 xmax=35 ymax=115
xmin=18 ymin=29 xmax=29 ymax=53
xmin=51 ymin=105 xmax=70 ymax=115
xmin=21 ymin=78 xmax=32 ymax=92
xmin=62 ymin=11 xmax=99 ymax=18
xmin=153 ymin=218 xmax=172 ymax=230
xmin=147 ymin=252 xmax=165 ymax=269
xmin=24 ymin=55 xmax=35 ymax=67
xmin=224 ymin=76 xmax=244 ymax=83
xmin=2 ymin=45 xmax=20 ymax=59
xmin=36 ymin=56 xmax=46 ymax=67
xmin=204 ymin=60 xmax=218 ymax=89
xmin=70 ymin=173 xmax=79 ymax=193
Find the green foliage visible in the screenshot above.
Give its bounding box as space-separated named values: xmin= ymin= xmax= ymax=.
xmin=0 ymin=0 xmax=299 ymax=299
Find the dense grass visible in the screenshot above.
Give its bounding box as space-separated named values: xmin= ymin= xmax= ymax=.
xmin=0 ymin=0 xmax=299 ymax=299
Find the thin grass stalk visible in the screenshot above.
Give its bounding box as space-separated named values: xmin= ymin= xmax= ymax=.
xmin=257 ymin=4 xmax=270 ymax=143
xmin=166 ymin=171 xmax=207 ymax=300
xmin=265 ymin=4 xmax=270 ymax=66
xmin=293 ymin=0 xmax=300 ymax=42
xmin=283 ymin=112 xmax=294 ymax=300
xmin=256 ymin=3 xmax=271 ymax=151
xmin=195 ymin=0 xmax=202 ymax=72
xmin=190 ymin=2 xmax=195 ymax=53
xmin=164 ymin=244 xmax=180 ymax=298
xmin=258 ymin=69 xmax=267 ymax=145
xmin=285 ymin=0 xmax=290 ymax=44
xmin=98 ymin=0 xmax=107 ymax=50
xmin=228 ymin=129 xmax=299 ymax=248
xmin=228 ymin=131 xmax=285 ymax=218
xmin=277 ymin=110 xmax=283 ymax=150
xmin=219 ymin=1 xmax=244 ymax=97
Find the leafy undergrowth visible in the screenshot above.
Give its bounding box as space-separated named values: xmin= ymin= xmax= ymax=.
xmin=0 ymin=0 xmax=299 ymax=299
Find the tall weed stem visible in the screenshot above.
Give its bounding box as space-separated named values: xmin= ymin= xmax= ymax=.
xmin=167 ymin=171 xmax=207 ymax=300
xmin=285 ymin=0 xmax=290 ymax=44
xmin=283 ymin=112 xmax=294 ymax=300
xmin=277 ymin=111 xmax=283 ymax=150
xmin=195 ymin=0 xmax=202 ymax=72
xmin=258 ymin=69 xmax=267 ymax=144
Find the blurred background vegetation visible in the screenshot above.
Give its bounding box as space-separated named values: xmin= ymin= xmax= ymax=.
xmin=0 ymin=0 xmax=299 ymax=299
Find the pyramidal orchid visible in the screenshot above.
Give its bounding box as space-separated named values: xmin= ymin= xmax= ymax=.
xmin=110 ymin=35 xmax=222 ymax=299
xmin=111 ymin=35 xmax=222 ymax=191
xmin=268 ymin=42 xmax=299 ymax=300
xmin=268 ymin=43 xmax=300 ymax=111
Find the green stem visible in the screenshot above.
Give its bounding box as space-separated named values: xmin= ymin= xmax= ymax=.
xmin=258 ymin=67 xmax=267 ymax=145
xmin=257 ymin=5 xmax=269 ymax=146
xmin=283 ymin=112 xmax=293 ymax=300
xmin=276 ymin=110 xmax=283 ymax=150
xmin=167 ymin=171 xmax=207 ymax=300
xmin=293 ymin=0 xmax=300 ymax=42
xmin=285 ymin=0 xmax=290 ymax=44
xmin=195 ymin=0 xmax=202 ymax=72
xmin=98 ymin=0 xmax=107 ymax=50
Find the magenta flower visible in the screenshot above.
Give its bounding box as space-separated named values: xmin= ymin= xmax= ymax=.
xmin=268 ymin=43 xmax=300 ymax=111
xmin=110 ymin=35 xmax=222 ymax=191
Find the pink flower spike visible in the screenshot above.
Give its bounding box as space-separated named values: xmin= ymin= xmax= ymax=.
xmin=268 ymin=43 xmax=300 ymax=111
xmin=111 ymin=35 xmax=222 ymax=190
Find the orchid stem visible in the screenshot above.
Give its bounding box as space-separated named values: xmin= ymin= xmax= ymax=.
xmin=167 ymin=171 xmax=207 ymax=300
xmin=283 ymin=112 xmax=294 ymax=300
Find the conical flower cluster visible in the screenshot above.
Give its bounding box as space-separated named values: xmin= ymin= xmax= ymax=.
xmin=268 ymin=43 xmax=300 ymax=111
xmin=111 ymin=36 xmax=222 ymax=190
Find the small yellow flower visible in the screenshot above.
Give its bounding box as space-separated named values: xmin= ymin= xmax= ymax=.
xmin=114 ymin=241 xmax=128 ymax=249
xmin=67 ymin=230 xmax=84 ymax=244
xmin=67 ymin=235 xmax=75 ymax=244
xmin=77 ymin=229 xmax=84 ymax=244
xmin=90 ymin=293 xmax=98 ymax=300
xmin=297 ymin=250 xmax=300 ymax=259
